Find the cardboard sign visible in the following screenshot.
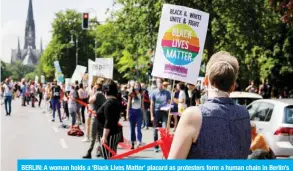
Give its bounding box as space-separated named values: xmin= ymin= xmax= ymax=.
xmin=54 ymin=61 xmax=62 ymax=74
xmin=71 ymin=65 xmax=87 ymax=84
xmin=95 ymin=58 xmax=114 ymax=79
xmin=41 ymin=75 xmax=45 ymax=84
xmin=152 ymin=4 xmax=209 ymax=84
xmin=65 ymin=78 xmax=71 ymax=91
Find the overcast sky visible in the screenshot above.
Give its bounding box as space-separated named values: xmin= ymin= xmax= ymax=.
xmin=0 ymin=0 xmax=117 ymax=63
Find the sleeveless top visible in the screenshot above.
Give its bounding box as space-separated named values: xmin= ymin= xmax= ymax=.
xmin=187 ymin=98 xmax=251 ymax=159
xmin=131 ymin=94 xmax=142 ymax=110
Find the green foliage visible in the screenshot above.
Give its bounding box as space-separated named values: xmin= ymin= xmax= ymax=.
xmin=270 ymin=0 xmax=293 ymax=24
xmin=1 ymin=61 xmax=12 ymax=81
xmin=42 ymin=0 xmax=293 ymax=88
xmin=1 ymin=61 xmax=34 ymax=81
xmin=39 ymin=10 xmax=95 ymax=80
xmin=24 ymin=72 xmax=36 ymax=81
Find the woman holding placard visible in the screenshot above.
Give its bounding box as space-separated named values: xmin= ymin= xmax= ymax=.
xmin=168 ymin=51 xmax=251 ymax=159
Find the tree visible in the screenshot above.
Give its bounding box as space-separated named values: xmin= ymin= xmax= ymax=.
xmin=39 ymin=10 xmax=96 ymax=79
xmin=1 ymin=61 xmax=34 ymax=81
xmin=25 ymin=72 xmax=36 ymax=81
xmin=105 ymin=0 xmax=293 ymax=88
xmin=1 ymin=61 xmax=12 ymax=81
xmin=270 ymin=0 xmax=293 ymax=24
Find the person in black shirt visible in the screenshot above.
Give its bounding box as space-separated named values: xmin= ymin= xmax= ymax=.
xmin=186 ymin=83 xmax=201 ymax=107
xmin=75 ymin=80 xmax=82 ymax=124
xmin=51 ymin=79 xmax=62 ymax=122
xmin=121 ymin=86 xmax=129 ymax=121
xmin=98 ymin=79 xmax=121 ymax=159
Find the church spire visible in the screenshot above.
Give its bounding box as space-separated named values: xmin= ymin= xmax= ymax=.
xmin=18 ymin=37 xmax=21 ymax=51
xmin=24 ymin=0 xmax=36 ymax=49
xmin=27 ymin=0 xmax=34 ymax=23
xmin=40 ymin=37 xmax=43 ymax=52
xmin=17 ymin=37 xmax=21 ymax=59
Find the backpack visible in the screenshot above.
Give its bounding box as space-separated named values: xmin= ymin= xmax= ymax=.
xmin=67 ymin=125 xmax=84 ymax=136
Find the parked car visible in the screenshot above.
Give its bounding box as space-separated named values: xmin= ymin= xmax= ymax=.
xmin=247 ymin=99 xmax=293 ymax=157
xmin=230 ymin=91 xmax=263 ymax=106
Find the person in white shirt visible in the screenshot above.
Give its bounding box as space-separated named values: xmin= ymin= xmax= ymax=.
xmin=178 ymin=82 xmax=187 ymax=115
xmin=126 ymin=82 xmax=145 ymax=149
xmin=2 ymin=78 xmax=13 ymax=115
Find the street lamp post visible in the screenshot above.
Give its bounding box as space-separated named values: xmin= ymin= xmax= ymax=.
xmin=94 ymin=40 xmax=97 ymax=58
xmin=70 ymin=30 xmax=78 ymax=66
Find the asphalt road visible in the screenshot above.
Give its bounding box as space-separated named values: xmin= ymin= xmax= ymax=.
xmin=3 ymin=99 xmax=291 ymax=171
xmin=1 ymin=99 xmax=162 ymax=171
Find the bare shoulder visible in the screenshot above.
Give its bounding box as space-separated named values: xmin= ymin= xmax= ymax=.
xmin=182 ymin=106 xmax=202 ymax=124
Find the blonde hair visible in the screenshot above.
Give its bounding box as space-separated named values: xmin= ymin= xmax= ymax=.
xmin=206 ymin=51 xmax=239 ymax=92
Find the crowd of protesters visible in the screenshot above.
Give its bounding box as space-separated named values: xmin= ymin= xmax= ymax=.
xmin=1 ymin=51 xmax=293 ymax=160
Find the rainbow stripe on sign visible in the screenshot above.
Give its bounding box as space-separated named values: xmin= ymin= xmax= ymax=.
xmin=161 ymin=24 xmax=200 ymax=66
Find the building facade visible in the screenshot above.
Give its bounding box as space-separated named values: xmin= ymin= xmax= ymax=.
xmin=11 ymin=0 xmax=43 ymax=66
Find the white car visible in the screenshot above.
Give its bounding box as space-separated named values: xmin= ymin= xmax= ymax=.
xmin=230 ymin=91 xmax=263 ymax=106
xmin=247 ymin=99 xmax=293 ymax=157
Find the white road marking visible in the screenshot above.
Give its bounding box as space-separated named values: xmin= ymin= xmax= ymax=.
xmin=52 ymin=127 xmax=59 ymax=133
xmin=60 ymin=139 xmax=68 ymax=149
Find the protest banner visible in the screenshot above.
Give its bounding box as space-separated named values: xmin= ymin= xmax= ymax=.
xmin=88 ymin=59 xmax=95 ymax=86
xmin=34 ymin=76 xmax=39 ymax=83
xmin=151 ymin=4 xmax=209 ymax=84
xmin=57 ymin=74 xmax=64 ymax=84
xmin=65 ymin=78 xmax=71 ymax=91
xmin=53 ymin=61 xmax=62 ymax=74
xmin=95 ymin=58 xmax=114 ymax=79
xmin=82 ymin=73 xmax=88 ymax=87
xmin=71 ymin=65 xmax=87 ymax=84
xmin=41 ymin=75 xmax=45 ymax=84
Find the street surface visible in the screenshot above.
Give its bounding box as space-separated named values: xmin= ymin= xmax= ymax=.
xmin=1 ymin=99 xmax=162 ymax=171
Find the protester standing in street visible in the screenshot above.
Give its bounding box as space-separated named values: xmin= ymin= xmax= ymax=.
xmin=83 ymin=79 xmax=106 ymax=159
xmin=98 ymin=79 xmax=122 ymax=159
xmin=20 ymin=79 xmax=27 ymax=107
xmin=127 ymin=82 xmax=145 ymax=149
xmin=68 ymin=84 xmax=78 ymax=126
xmin=82 ymin=85 xmax=97 ymax=142
xmin=75 ymin=81 xmax=82 ymax=125
xmin=121 ymin=86 xmax=129 ymax=121
xmin=51 ymin=80 xmax=62 ymax=122
xmin=62 ymin=83 xmax=70 ymax=120
xmin=2 ymin=78 xmax=13 ymax=116
xmin=245 ymin=81 xmax=256 ymax=93
xmin=37 ymin=83 xmax=44 ymax=107
xmin=168 ymin=51 xmax=251 ymax=159
xmin=45 ymin=83 xmax=52 ymax=112
xmin=177 ymin=82 xmax=187 ymax=116
xmin=25 ymin=82 xmax=30 ymax=105
xmin=78 ymin=83 xmax=87 ymax=124
xmin=186 ymin=83 xmax=201 ymax=107
xmin=150 ymin=78 xmax=171 ymax=153
xmin=30 ymin=81 xmax=36 ymax=107
xmin=141 ymin=83 xmax=150 ymax=130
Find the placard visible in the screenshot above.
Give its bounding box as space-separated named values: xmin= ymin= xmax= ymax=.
xmin=151 ymin=4 xmax=209 ymax=84
xmin=71 ymin=65 xmax=87 ymax=84
xmin=95 ymin=58 xmax=114 ymax=79
xmin=88 ymin=59 xmax=95 ymax=86
xmin=57 ymin=74 xmax=64 ymax=84
xmin=65 ymin=78 xmax=71 ymax=91
xmin=41 ymin=75 xmax=45 ymax=84
xmin=34 ymin=75 xmax=39 ymax=83
xmin=53 ymin=61 xmax=62 ymax=74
